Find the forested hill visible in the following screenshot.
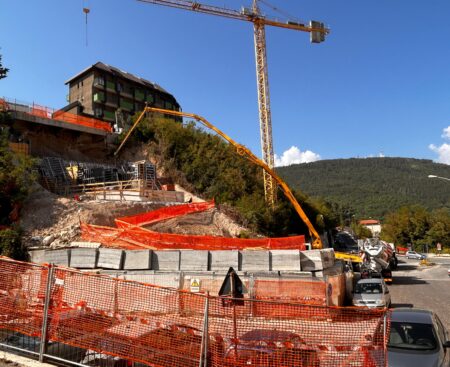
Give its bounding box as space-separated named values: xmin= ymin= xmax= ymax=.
xmin=277 ymin=158 xmax=450 ymax=219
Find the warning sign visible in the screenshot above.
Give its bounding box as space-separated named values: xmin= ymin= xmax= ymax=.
xmin=190 ymin=278 xmax=201 ymax=293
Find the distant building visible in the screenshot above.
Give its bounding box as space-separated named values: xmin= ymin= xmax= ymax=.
xmin=63 ymin=62 xmax=181 ymax=125
xmin=359 ymin=219 xmax=381 ymax=236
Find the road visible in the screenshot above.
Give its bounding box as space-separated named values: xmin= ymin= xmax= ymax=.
xmin=389 ymin=256 xmax=450 ymax=330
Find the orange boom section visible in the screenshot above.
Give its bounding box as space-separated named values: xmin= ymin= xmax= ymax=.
xmin=81 ymin=200 xmax=307 ymax=251
xmin=0 ymin=257 xmax=390 ymax=367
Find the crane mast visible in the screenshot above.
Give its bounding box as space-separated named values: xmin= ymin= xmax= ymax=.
xmin=252 ymin=0 xmax=276 ymax=205
xmin=137 ymin=0 xmax=329 ymax=206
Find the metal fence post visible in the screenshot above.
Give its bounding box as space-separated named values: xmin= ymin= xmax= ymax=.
xmin=199 ymin=293 xmax=209 ymax=367
xmin=39 ymin=265 xmax=54 ymax=363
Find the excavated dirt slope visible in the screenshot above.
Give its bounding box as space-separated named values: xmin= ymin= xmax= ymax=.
xmin=21 ymin=185 xmax=250 ymax=249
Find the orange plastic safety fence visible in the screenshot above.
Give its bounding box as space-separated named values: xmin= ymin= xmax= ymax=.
xmin=254 ymin=279 xmax=327 ymax=306
xmin=28 ymin=104 xmax=112 ymax=133
xmin=82 ymin=222 xmax=307 ymax=250
xmin=0 ymin=257 xmax=48 ymax=338
xmin=115 ymin=200 xmax=216 ymax=228
xmin=0 ymin=257 xmax=390 ymax=367
xmin=52 ymin=110 xmax=113 ymax=133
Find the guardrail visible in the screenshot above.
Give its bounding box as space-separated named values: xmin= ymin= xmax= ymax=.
xmin=1 ymin=97 xmax=113 ymax=133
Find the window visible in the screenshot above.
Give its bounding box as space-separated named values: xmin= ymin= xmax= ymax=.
xmin=117 ymin=82 xmax=123 ymax=92
xmin=354 ymin=282 xmax=382 ymax=294
xmin=388 ymin=322 xmax=438 ymax=351
xmin=94 ymin=76 xmax=105 ymax=87
xmin=93 ymin=92 xmax=105 ymax=103
xmin=94 ymin=107 xmax=103 ymax=117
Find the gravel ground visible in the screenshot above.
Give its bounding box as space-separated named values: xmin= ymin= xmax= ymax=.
xmin=389 ymin=256 xmax=450 ymax=330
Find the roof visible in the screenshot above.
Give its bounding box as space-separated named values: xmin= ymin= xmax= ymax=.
xmin=391 ymin=308 xmax=434 ymax=324
xmin=360 ymin=219 xmax=380 ymax=225
xmin=357 ymin=278 xmax=385 ymax=284
xmin=64 ymin=62 xmax=171 ymax=95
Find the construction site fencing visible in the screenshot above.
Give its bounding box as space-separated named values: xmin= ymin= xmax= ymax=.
xmin=81 ymin=200 xmax=307 ymax=251
xmin=0 ymin=256 xmax=390 ymax=367
xmin=1 ymin=97 xmax=113 ymax=133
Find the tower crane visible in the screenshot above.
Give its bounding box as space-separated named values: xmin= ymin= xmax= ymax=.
xmin=136 ymin=0 xmax=329 ymax=207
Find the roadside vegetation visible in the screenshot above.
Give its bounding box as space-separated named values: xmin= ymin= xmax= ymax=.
xmin=0 ymin=127 xmax=36 ymax=260
xmin=381 ymin=205 xmax=450 ymax=251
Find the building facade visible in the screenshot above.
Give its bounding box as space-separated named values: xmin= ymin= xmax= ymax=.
xmin=359 ymin=219 xmax=382 ymax=237
xmin=63 ymin=62 xmax=181 ymax=125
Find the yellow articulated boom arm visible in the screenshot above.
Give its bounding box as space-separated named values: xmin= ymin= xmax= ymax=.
xmin=115 ymin=107 xmax=323 ymax=249
xmin=335 ymin=252 xmax=363 ymax=263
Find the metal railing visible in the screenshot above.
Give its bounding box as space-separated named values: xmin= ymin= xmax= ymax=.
xmin=1 ymin=97 xmax=113 ymax=133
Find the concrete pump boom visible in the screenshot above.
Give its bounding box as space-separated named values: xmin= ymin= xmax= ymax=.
xmin=115 ymin=106 xmax=324 ymax=249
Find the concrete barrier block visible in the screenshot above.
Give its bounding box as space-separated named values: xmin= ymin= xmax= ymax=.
xmin=97 ymin=248 xmax=124 ymax=270
xmin=70 ymin=241 xmax=102 ymax=248
xmin=241 ymin=251 xmax=270 ymax=272
xmin=70 ymin=248 xmax=98 ymax=269
xmin=270 ymin=250 xmax=301 ymax=271
xmin=29 ymin=250 xmax=46 ymax=265
xmin=210 ymin=251 xmax=239 ymax=271
xmin=300 ymin=248 xmax=335 ymax=271
xmin=152 ymin=251 xmax=180 ymax=271
xmin=124 ymin=250 xmax=152 ymax=270
xmin=180 ymin=251 xmax=209 ymax=271
xmin=44 ymin=249 xmax=70 ymax=266
xmin=312 ymin=260 xmax=344 ymax=278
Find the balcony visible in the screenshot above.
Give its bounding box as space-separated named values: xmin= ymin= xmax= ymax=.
xmin=106 ymin=81 xmax=116 ymax=92
xmin=93 ymin=92 xmax=105 ymax=103
xmin=120 ymin=99 xmax=133 ymax=111
xmin=103 ymin=110 xmax=115 ymax=121
xmin=135 ymin=90 xmax=145 ymax=101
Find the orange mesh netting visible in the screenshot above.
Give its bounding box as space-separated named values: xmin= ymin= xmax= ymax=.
xmin=29 ymin=104 xmax=113 ymax=133
xmin=0 ymin=257 xmax=390 ymax=367
xmin=0 ymin=257 xmax=48 ymax=338
xmin=115 ymin=200 xmax=216 ymax=228
xmin=81 ymin=200 xmax=307 ymax=251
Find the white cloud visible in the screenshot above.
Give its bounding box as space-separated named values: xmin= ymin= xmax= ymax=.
xmin=429 ymin=143 xmax=450 ymax=165
xmin=378 ymin=152 xmax=385 ymax=158
xmin=442 ymin=126 xmax=450 ymax=140
xmin=429 ymin=126 xmax=450 ymax=165
xmin=274 ymin=146 xmax=321 ymax=167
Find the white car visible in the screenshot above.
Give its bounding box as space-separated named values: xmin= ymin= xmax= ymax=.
xmin=352 ymin=278 xmax=391 ymax=308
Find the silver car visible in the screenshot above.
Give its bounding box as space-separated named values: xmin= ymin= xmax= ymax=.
xmin=388 ymin=308 xmax=450 ymax=367
xmin=352 ymin=278 xmax=391 ymax=308
xmin=406 ymin=251 xmax=426 ymax=260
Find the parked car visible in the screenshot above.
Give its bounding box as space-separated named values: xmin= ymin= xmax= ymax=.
xmin=223 ymin=329 xmax=319 ymax=367
xmin=352 ymin=278 xmax=391 ymax=308
xmin=388 ymin=308 xmax=450 ymax=367
xmin=406 ymin=251 xmax=426 ymax=260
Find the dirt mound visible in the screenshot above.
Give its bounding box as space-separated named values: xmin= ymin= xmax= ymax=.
xmin=20 ymin=186 xmax=163 ymax=248
xmin=145 ymin=208 xmax=248 ymax=237
xmin=21 ymin=185 xmax=251 ymax=249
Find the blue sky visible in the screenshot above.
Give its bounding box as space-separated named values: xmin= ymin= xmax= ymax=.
xmin=1 ymin=0 xmax=450 ymax=165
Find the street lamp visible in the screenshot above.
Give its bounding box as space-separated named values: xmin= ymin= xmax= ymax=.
xmin=428 ymin=174 xmax=450 ymax=182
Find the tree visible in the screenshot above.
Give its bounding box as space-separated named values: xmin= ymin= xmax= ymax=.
xmin=0 ymin=54 xmax=9 ymax=80
xmin=379 ymin=205 xmax=450 ymax=250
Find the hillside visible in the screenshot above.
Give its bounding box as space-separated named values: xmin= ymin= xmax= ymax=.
xmin=277 ymin=157 xmax=450 ymax=219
